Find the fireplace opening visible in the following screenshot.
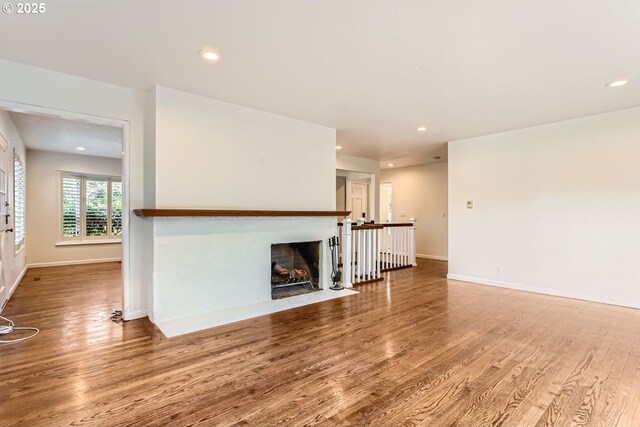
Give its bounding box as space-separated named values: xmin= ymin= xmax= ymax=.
xmin=271 ymin=241 xmax=321 ymax=299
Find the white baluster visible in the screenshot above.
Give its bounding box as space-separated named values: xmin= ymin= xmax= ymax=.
xmin=404 ymin=226 xmax=408 ymax=266
xmin=376 ymin=228 xmax=381 ymax=279
xmin=357 ymin=228 xmax=363 ymax=283
xmin=341 ymin=219 xmax=352 ymax=288
xmin=382 ymin=229 xmax=386 ymax=269
xmin=400 ymin=227 xmax=404 ymax=267
xmin=399 ymin=227 xmax=402 ymax=267
xmin=399 ymin=227 xmax=404 ymax=267
xmin=406 ymin=226 xmax=410 ymax=266
xmin=393 ymin=228 xmax=398 ymax=268
xmin=362 ymin=229 xmax=367 ymax=281
xmin=367 ymin=230 xmax=373 ymax=280
xmin=387 ymin=229 xmax=390 ymax=270
xmin=404 ymin=227 xmax=411 ymax=265
xmin=351 ymin=227 xmax=356 ymax=285
xmin=389 ymin=227 xmax=396 ymax=268
xmin=372 ymin=228 xmax=376 ymax=279
xmin=363 ymin=228 xmax=368 ymax=280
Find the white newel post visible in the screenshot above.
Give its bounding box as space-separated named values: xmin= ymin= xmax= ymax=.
xmin=410 ymin=218 xmax=417 ymax=266
xmin=341 ymin=218 xmax=353 ymax=288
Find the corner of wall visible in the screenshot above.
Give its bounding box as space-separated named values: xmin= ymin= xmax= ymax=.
xmin=143 ymin=87 xmax=156 ymax=209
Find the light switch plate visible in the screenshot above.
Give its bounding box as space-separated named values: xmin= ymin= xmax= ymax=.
xmin=466 ymin=200 xmax=473 ymax=209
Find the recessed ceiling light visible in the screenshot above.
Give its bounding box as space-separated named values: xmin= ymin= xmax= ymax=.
xmin=606 ymin=79 xmax=628 ymax=88
xmin=76 ymin=147 xmax=85 ymax=151
xmin=200 ymin=49 xmax=221 ymax=62
xmin=416 ymin=126 xmax=428 ymax=132
xmin=387 ymin=163 xmax=394 ymax=167
xmin=335 ymin=145 xmax=343 ymax=150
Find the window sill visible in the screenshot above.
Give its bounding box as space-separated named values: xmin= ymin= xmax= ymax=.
xmin=56 ymin=239 xmax=122 ymax=247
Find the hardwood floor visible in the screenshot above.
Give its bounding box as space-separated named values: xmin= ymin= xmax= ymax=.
xmin=2 ymin=260 xmax=640 ymax=426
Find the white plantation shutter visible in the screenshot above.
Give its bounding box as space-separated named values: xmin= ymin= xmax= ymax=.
xmin=60 ymin=173 xmax=122 ymax=241
xmin=85 ymin=178 xmax=108 ymax=237
xmin=62 ymin=175 xmax=82 ymax=238
xmin=111 ymin=180 xmax=122 ymax=236
xmin=13 ymin=152 xmax=25 ymax=250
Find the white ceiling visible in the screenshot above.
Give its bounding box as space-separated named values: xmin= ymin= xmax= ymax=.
xmin=0 ymin=0 xmax=639 ymax=169
xmin=8 ymin=112 xmax=123 ymax=159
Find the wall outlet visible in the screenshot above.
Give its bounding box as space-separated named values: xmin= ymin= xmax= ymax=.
xmin=466 ymin=200 xmax=473 ymax=209
xmin=496 ymin=266 xmax=501 ymax=273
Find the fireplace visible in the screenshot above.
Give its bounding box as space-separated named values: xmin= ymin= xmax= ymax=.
xmin=271 ymin=241 xmax=321 ymax=299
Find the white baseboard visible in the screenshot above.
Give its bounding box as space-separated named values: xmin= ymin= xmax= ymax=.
xmin=28 ymin=257 xmax=122 ymax=269
xmin=417 ymin=253 xmax=448 ymax=261
xmin=0 ymin=265 xmax=28 ymax=314
xmin=8 ymin=265 xmax=28 ymax=300
xmin=124 ymin=309 xmax=147 ymax=321
xmin=446 ymin=273 xmax=640 ymax=310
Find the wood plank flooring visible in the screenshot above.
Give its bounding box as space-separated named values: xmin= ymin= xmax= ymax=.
xmin=2 ymin=260 xmax=640 ymax=426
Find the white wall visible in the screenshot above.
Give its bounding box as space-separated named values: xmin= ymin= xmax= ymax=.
xmin=150 ymin=87 xmax=338 ymax=324
xmin=142 ymin=88 xmax=156 ymax=321
xmin=26 ymin=150 xmax=122 ymax=266
xmin=0 ymin=59 xmax=147 ymax=319
xmin=155 ymin=86 xmax=336 ymax=209
xmin=336 ymin=154 xmax=380 ymax=221
xmin=448 ymin=106 xmax=640 ymax=308
xmin=0 ymin=110 xmax=27 ymax=302
xmin=381 ymin=162 xmax=448 ymax=259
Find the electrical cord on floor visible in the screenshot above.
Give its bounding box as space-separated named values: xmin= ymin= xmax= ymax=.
xmin=0 ymin=315 xmax=39 ymax=343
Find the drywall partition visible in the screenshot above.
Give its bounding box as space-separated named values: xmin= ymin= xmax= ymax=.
xmin=0 ymin=59 xmax=147 ymax=320
xmin=150 ymin=87 xmax=339 ymax=328
xmin=0 ymin=110 xmax=27 ymax=303
xmin=154 ymin=86 xmax=336 ymax=209
xmin=25 ymin=150 xmax=122 ymax=266
xmin=380 ymin=162 xmax=448 ymax=259
xmin=448 ymin=107 xmax=640 ymax=308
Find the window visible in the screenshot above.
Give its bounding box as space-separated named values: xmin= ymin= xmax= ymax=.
xmin=14 ymin=151 xmax=25 ymax=251
xmin=61 ymin=173 xmax=122 ymax=241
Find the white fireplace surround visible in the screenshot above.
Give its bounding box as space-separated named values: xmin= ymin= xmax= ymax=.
xmin=151 ymin=216 xmax=357 ymax=337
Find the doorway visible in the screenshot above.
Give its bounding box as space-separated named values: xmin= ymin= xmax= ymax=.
xmin=0 ymin=104 xmax=127 ymax=315
xmin=347 ymin=181 xmax=368 ymax=221
xmin=336 ymin=169 xmax=375 ymax=222
xmin=380 ymin=182 xmax=393 ymax=223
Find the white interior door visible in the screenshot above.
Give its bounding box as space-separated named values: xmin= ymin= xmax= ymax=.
xmin=347 ymin=181 xmax=368 ymax=221
xmin=0 ymin=133 xmax=9 ymax=308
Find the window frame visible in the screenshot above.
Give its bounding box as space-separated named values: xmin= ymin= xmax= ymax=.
xmin=13 ymin=150 xmax=25 ymax=253
xmin=59 ymin=172 xmax=122 ymax=243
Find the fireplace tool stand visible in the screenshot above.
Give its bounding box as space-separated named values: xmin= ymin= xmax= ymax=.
xmin=329 ymin=236 xmax=343 ymax=290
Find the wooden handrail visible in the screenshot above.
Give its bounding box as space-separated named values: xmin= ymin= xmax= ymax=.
xmin=134 ymin=209 xmax=351 ymax=218
xmin=338 ymin=222 xmax=414 ymax=227
xmin=352 ymin=224 xmax=384 ymax=230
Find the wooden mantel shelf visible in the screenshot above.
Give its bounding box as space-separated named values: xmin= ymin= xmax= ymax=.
xmin=133 ymin=209 xmax=351 ymax=218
